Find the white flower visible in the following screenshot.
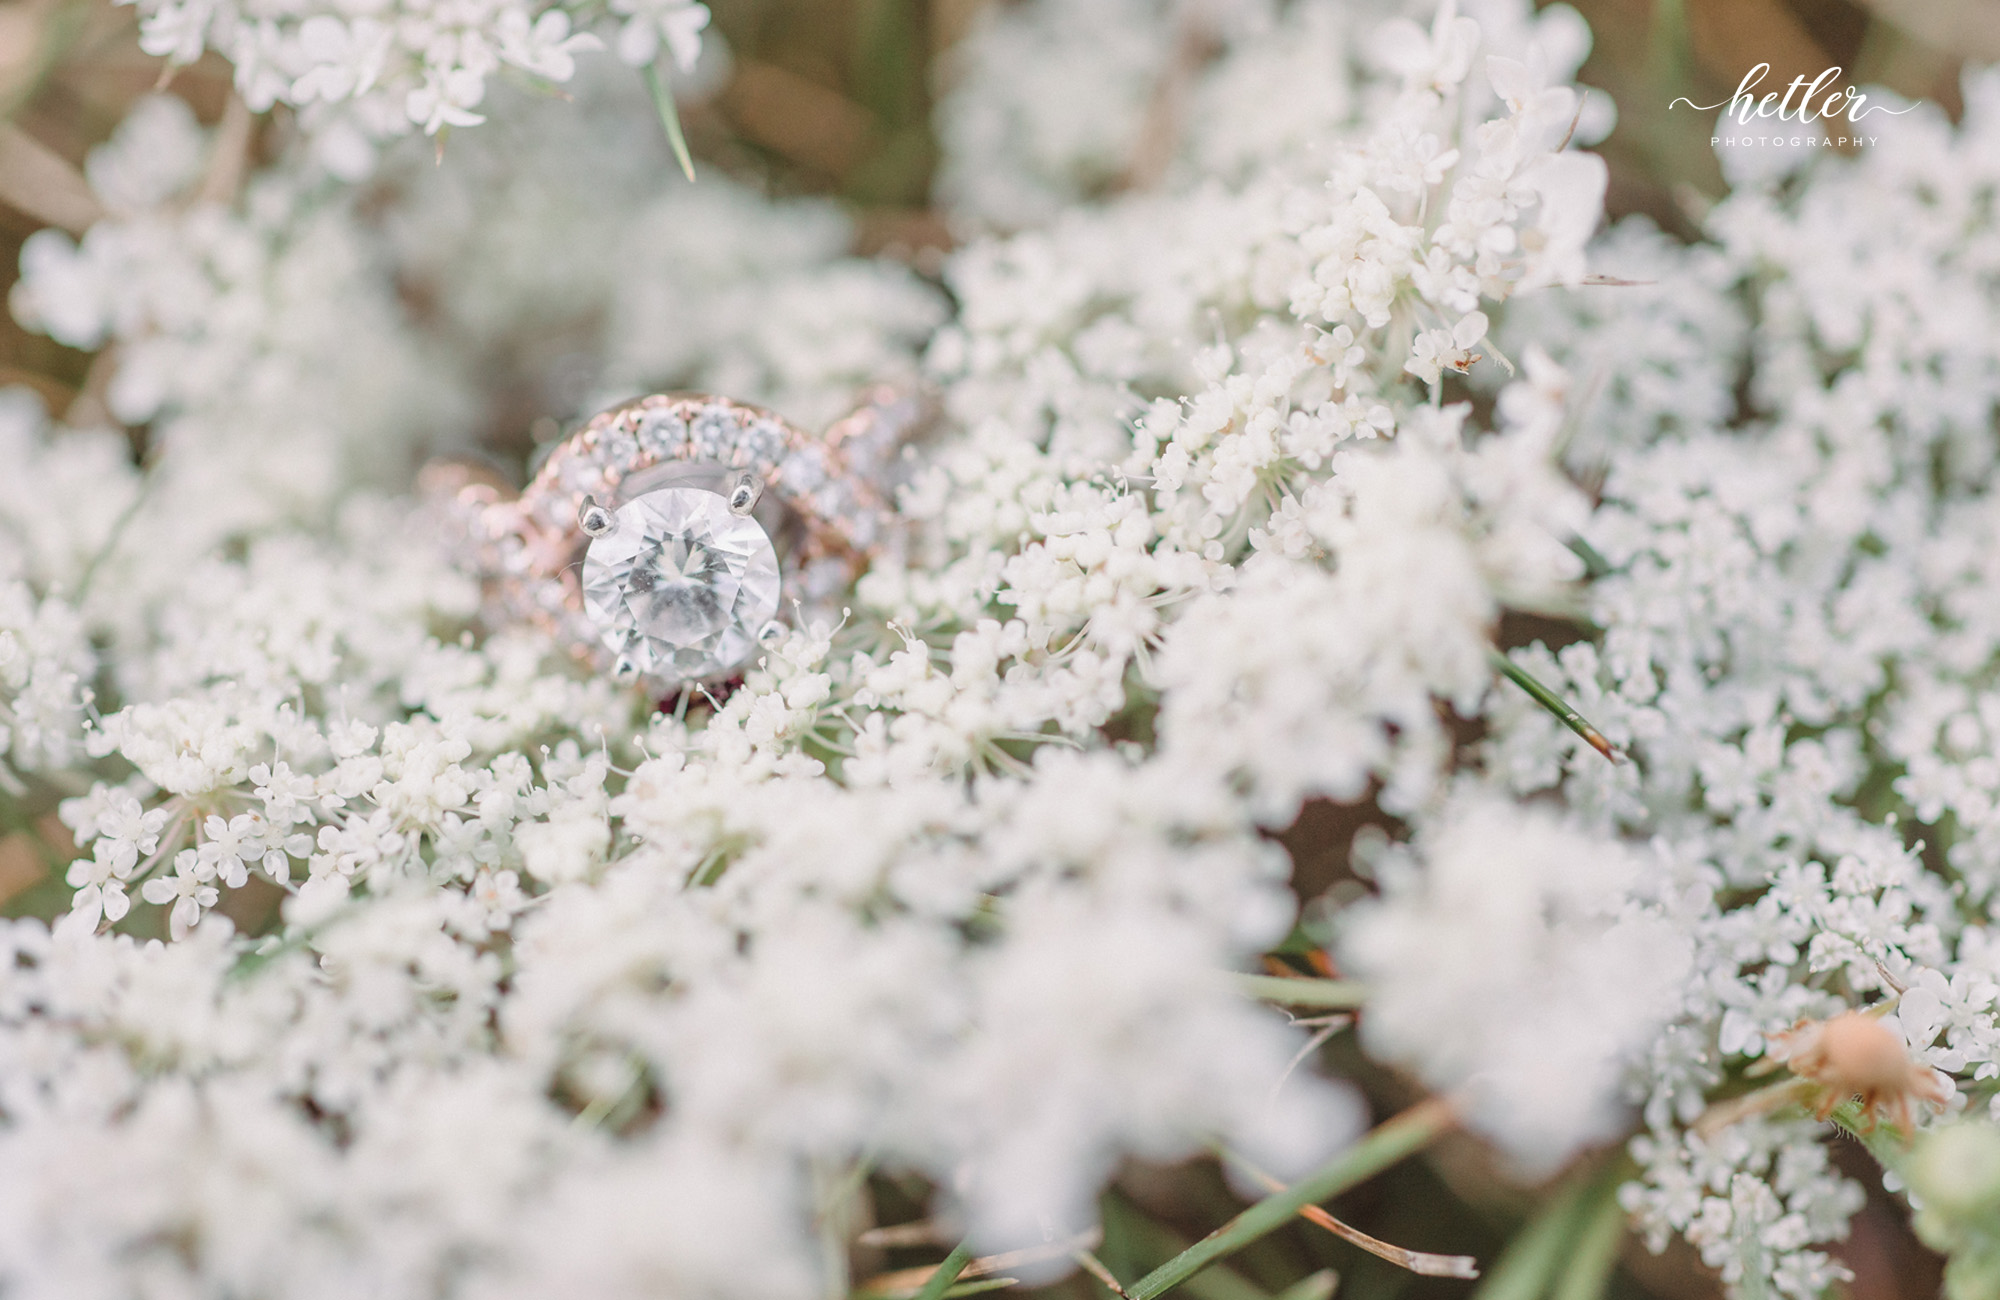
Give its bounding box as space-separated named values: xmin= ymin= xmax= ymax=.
xmin=496 ymin=9 xmax=602 ymax=83
xmin=140 ymin=850 xmax=220 ymax=939
xmin=109 ymin=0 xmax=621 ymax=156
xmin=407 ymin=65 xmax=489 ymax=134
xmin=196 ymin=813 xmax=275 ymax=889
xmin=83 ymin=94 xmax=207 ymax=213
xmin=133 ymin=0 xmax=215 ymax=65
xmin=11 ymin=229 xmax=111 ymax=350
xmin=1369 ymin=0 xmax=1480 ymax=91
xmin=286 ymin=15 xmax=391 ymax=106
xmin=63 ymin=842 xmax=134 ymax=930
xmin=607 ymin=0 xmax=709 ymax=71
xmin=8 ymin=2 xmax=1997 ymax=1296
xmin=468 ymin=869 xmax=527 ymax=930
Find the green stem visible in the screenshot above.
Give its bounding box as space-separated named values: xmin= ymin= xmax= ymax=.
xmin=1104 ymin=1193 xmax=1275 ymax=1300
xmin=1232 ymin=974 xmax=1367 ymax=1010
xmin=1564 ymin=534 xmax=1612 ymax=580
xmin=1471 ymin=1156 xmax=1634 ymax=1300
xmin=1827 ymin=1098 xmax=1911 ymax=1174
xmin=1549 ymin=1189 xmax=1626 ymax=1300
xmin=640 ymin=60 xmax=697 ymax=181
xmin=1467 ymin=1172 xmax=1593 ymax=1300
xmin=912 ymin=1241 xmax=974 ymax=1300
xmin=74 ymin=473 xmax=153 ymax=602
xmin=1126 ymin=1098 xmax=1454 ymax=1300
xmin=1488 ymin=649 xmax=1620 ymax=763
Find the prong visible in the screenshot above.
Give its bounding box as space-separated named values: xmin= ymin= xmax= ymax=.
xmin=756 ymin=619 xmax=785 ymax=646
xmin=579 ymin=495 xmax=616 ymax=538
xmin=727 ymin=473 xmax=763 ymax=516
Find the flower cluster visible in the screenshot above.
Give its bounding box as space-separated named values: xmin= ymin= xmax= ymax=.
xmin=10 ymin=95 xmax=465 ymax=577
xmin=1476 ymin=69 xmax=2000 ymax=1299
xmin=122 ymin=0 xmax=707 ymax=162
xmin=5 ymin=0 xmax=1999 ymax=1295
xmin=0 ymin=582 xmax=90 ymax=788
xmin=375 ymin=71 xmax=947 ymax=431
xmin=0 ymin=1 xmax=1627 ymax=1291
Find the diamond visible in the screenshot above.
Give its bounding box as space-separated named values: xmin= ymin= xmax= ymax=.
xmin=557 ymin=452 xmax=609 ymax=502
xmin=690 ymin=406 xmax=743 ymax=460
xmin=778 ymin=445 xmax=832 ymax=492
xmin=742 ymin=418 xmax=789 ymax=467
xmin=580 ymin=488 xmax=780 ymax=684
xmin=599 ymin=425 xmax=640 ymax=465
xmin=636 ymin=409 xmax=689 ymax=457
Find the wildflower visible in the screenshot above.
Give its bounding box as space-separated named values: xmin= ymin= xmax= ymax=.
xmin=607 ymin=0 xmax=709 ymax=71
xmin=496 ymin=10 xmax=601 ymax=83
xmin=140 ymin=850 xmax=220 ymax=940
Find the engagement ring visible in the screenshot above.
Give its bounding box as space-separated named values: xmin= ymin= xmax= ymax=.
xmin=427 ymin=388 xmax=922 ymax=696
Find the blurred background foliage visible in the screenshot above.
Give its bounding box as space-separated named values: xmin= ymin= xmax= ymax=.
xmin=0 ymin=0 xmax=1990 ymax=1298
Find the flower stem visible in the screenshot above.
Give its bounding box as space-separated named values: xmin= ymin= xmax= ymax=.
xmin=1564 ymin=533 xmax=1612 ymax=579
xmin=1827 ymin=1098 xmax=1912 ymax=1173
xmin=1471 ymin=1155 xmax=1632 ymax=1300
xmin=641 ymin=60 xmax=696 ymax=182
xmin=1232 ymin=973 xmax=1367 ymax=1009
xmin=1125 ymin=1097 xmax=1455 ymax=1300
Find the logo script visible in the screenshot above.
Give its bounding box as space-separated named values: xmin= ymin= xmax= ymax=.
xmin=1671 ymin=63 xmax=1918 ymax=126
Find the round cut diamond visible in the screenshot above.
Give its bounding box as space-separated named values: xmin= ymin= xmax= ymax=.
xmin=581 ymin=488 xmax=780 ymax=683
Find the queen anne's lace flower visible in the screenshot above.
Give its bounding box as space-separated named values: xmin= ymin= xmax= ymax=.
xmin=0 ymin=582 xmax=91 ymax=786
xmin=0 ymin=0 xmax=1648 ymax=1286
xmin=115 ymin=0 xmax=702 ymax=161
xmin=1342 ymin=791 xmax=1694 ymax=1173
xmin=1468 ymin=58 xmax=2000 ymax=1299
xmin=8 ymin=0 xmax=1999 ymax=1296
xmin=606 ymin=0 xmax=707 ymax=71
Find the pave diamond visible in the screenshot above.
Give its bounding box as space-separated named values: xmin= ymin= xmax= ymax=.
xmin=581 ymin=488 xmax=780 ymax=683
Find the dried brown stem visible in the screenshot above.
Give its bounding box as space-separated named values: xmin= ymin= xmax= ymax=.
xmin=1691 ymin=1076 xmax=1814 ymax=1139
xmin=860 ymin=1229 xmax=1101 ymax=1296
xmin=1118 ymin=17 xmax=1222 ymax=192
xmin=0 ymin=122 xmax=104 ymax=232
xmin=857 ymin=1221 xmax=948 ymax=1249
xmin=1072 ymin=1248 xmax=1129 ymax=1296
xmin=193 ymin=91 xmax=253 ymax=208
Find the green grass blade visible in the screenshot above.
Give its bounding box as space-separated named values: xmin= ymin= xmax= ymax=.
xmin=1126 ymin=1099 xmax=1454 ymax=1300
xmin=1105 ymin=1193 xmax=1273 ymax=1300
xmin=1550 ymin=1189 xmax=1626 ymax=1300
xmin=1564 ymin=534 xmax=1612 ymax=579
xmin=1488 ymin=649 xmax=1620 ymax=763
xmin=1466 ymin=1176 xmax=1591 ymax=1300
xmin=911 ymin=1241 xmax=974 ymax=1300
